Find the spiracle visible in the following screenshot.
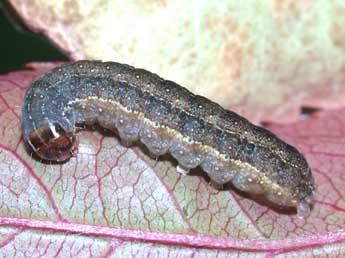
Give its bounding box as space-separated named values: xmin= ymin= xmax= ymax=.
xmin=21 ymin=60 xmax=315 ymax=217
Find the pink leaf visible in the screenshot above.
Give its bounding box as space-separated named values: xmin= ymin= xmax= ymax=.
xmin=0 ymin=65 xmax=345 ymax=257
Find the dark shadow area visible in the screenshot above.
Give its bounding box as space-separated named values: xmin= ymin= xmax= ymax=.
xmin=0 ymin=1 xmax=69 ymax=74
xmin=301 ymin=107 xmax=320 ymax=115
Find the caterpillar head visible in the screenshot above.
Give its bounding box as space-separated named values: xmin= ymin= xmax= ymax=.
xmin=24 ymin=122 xmax=77 ymax=162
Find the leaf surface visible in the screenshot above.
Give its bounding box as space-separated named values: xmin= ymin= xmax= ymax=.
xmin=0 ymin=66 xmax=345 ymax=257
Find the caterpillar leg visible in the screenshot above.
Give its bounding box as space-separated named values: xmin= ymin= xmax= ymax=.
xmin=176 ymin=164 xmax=190 ymax=176
xmin=209 ymin=179 xmax=224 ymax=190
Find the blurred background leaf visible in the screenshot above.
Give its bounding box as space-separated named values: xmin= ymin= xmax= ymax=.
xmin=4 ymin=0 xmax=345 ymax=123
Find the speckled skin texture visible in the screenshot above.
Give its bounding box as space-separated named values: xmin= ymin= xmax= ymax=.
xmin=21 ymin=61 xmax=315 ymax=216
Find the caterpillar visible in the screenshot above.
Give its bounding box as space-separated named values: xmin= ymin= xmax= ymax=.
xmin=21 ymin=60 xmax=315 ymax=217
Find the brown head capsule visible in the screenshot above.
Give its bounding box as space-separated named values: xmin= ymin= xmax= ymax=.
xmin=25 ymin=122 xmax=77 ymax=162
xmin=21 ymin=60 xmax=315 ymax=217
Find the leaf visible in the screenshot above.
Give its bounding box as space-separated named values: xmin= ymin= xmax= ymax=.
xmin=0 ymin=65 xmax=345 ymax=257
xmin=8 ymin=0 xmax=345 ymax=123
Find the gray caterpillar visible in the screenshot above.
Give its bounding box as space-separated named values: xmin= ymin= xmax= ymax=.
xmin=21 ymin=60 xmax=315 ymax=217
